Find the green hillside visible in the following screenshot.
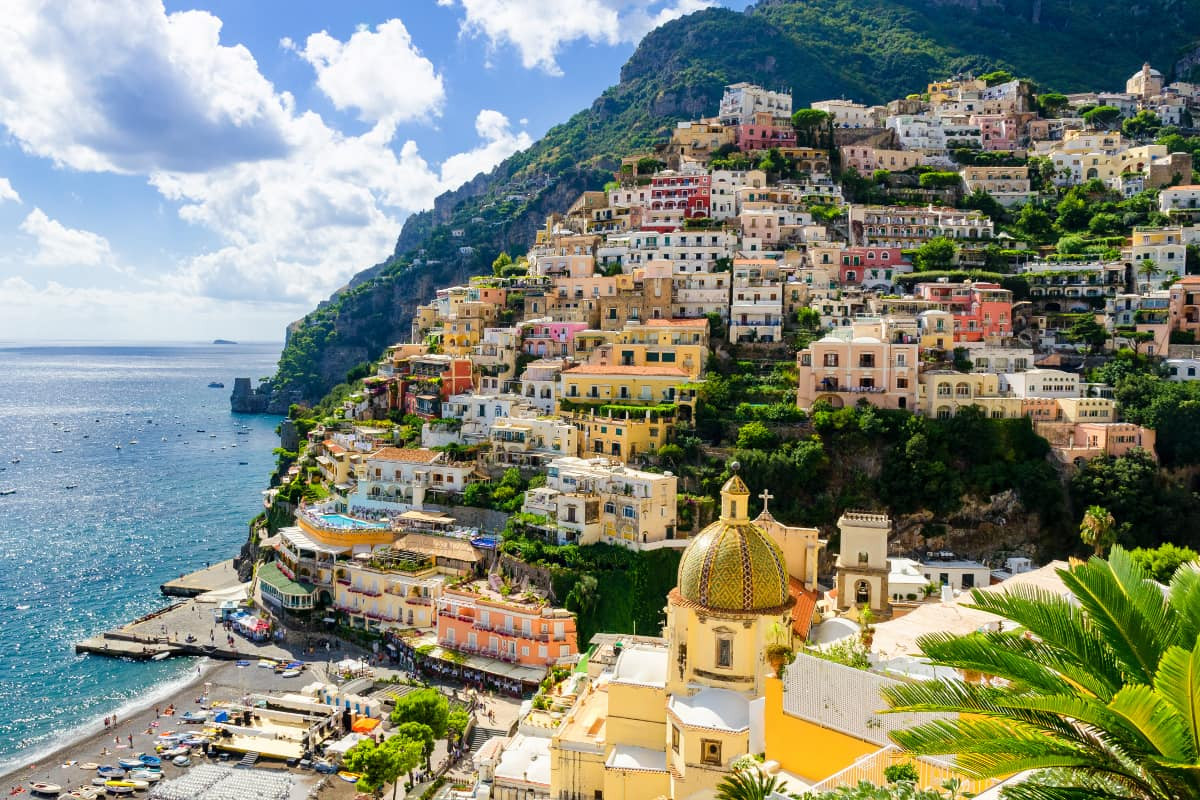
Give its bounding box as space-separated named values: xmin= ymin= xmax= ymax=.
xmin=272 ymin=0 xmax=1200 ymax=402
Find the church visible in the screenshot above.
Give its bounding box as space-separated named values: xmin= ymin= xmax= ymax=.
xmin=540 ymin=468 xmax=821 ymax=800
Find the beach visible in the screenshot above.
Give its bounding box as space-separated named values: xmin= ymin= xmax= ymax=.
xmin=0 ymin=660 xmax=324 ymax=795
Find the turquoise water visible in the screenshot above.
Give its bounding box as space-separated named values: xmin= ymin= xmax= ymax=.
xmin=0 ymin=342 xmax=282 ymax=771
xmin=318 ymin=513 xmax=386 ymax=529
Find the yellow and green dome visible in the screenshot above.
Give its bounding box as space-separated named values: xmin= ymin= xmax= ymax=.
xmin=676 ymin=473 xmax=791 ymax=613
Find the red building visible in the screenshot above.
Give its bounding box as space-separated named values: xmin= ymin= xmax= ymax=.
xmin=837 ymin=247 xmax=908 ymax=286
xmin=915 ymin=280 xmax=1013 ymax=342
xmin=649 ymin=172 xmax=711 ymax=219
xmin=396 ymin=354 xmax=474 ymax=418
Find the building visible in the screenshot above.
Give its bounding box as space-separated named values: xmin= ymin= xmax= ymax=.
xmin=796 ymin=318 xmax=919 ymax=411
xmin=849 ymin=205 xmax=993 ymax=248
xmin=350 ymin=447 xmax=477 ymax=510
xmin=729 ymin=259 xmax=784 ymax=343
xmin=332 ymin=554 xmax=445 ymax=632
xmin=1127 ymin=62 xmax=1165 ymax=100
xmin=522 ymin=456 xmax=678 ymax=547
xmin=913 ymin=280 xmax=1013 ymax=342
xmin=1128 ymin=227 xmax=1186 ymax=291
xmin=720 ymin=83 xmax=793 ymax=125
xmin=560 ymin=364 xmax=691 ymax=407
xmin=918 ymin=556 xmax=992 ymax=592
xmin=435 ymin=584 xmax=578 ymax=668
xmin=1159 ymin=185 xmax=1200 ymax=216
xmin=812 ymin=99 xmax=881 ymax=129
xmin=840 ymin=146 xmax=924 ymax=173
xmin=961 ymin=165 xmax=1033 ymax=206
xmin=834 ymin=511 xmax=892 ymax=616
xmin=1168 ymin=276 xmax=1200 ymax=342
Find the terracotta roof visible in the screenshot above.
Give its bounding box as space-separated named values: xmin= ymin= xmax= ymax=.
xmin=323 ymin=441 xmax=345 ymax=455
xmin=788 ymin=578 xmax=819 ymax=639
xmin=563 ymin=364 xmax=689 ymax=377
xmin=369 ymin=447 xmax=441 ymax=463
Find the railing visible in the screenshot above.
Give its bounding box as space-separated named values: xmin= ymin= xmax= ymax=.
xmin=348 ymin=585 xmax=382 ymax=597
xmin=805 ymin=746 xmax=999 ymax=795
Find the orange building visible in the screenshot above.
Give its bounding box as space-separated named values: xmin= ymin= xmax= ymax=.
xmin=436 ymin=585 xmax=578 ymax=668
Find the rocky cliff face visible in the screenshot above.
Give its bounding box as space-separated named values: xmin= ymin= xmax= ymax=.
xmin=892 ymin=490 xmax=1059 ymax=563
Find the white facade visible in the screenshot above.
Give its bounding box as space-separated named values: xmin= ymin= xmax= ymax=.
xmin=720 ymin=83 xmax=793 ymax=125
xmin=1001 ymin=369 xmax=1081 ymax=398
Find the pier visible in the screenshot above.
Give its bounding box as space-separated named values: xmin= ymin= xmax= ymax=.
xmin=160 ymin=558 xmax=241 ymax=597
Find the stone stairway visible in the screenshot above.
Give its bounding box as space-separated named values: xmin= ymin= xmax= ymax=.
xmin=237 ymin=752 xmax=259 ymax=768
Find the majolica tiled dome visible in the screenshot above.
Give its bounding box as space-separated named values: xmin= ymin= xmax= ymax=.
xmin=676 ymin=472 xmax=790 ymax=612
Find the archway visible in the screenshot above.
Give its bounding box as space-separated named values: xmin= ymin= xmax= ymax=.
xmin=855 ymin=580 xmax=870 ymax=606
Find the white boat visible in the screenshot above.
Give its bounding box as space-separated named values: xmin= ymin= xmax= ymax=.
xmin=171 ymin=756 xmax=191 ymax=767
xmin=29 ymin=783 xmax=62 ymax=796
xmin=127 ymin=771 xmax=159 ymax=783
xmin=0 ymin=489 xmax=16 ymax=496
xmin=151 ymin=651 xmax=170 ymax=661
xmin=50 ymin=448 xmax=63 ymax=453
xmin=114 ymin=444 xmax=121 ymax=450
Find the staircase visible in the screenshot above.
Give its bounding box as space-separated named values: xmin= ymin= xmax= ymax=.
xmin=237 ymin=752 xmax=259 ymax=768
xmin=467 ymin=726 xmax=508 ymax=755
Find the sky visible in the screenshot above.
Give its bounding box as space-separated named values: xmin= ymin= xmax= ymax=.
xmin=0 ymin=0 xmax=751 ymax=343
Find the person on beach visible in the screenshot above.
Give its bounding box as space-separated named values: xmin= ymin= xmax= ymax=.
xmin=104 ymin=716 xmax=110 ymax=729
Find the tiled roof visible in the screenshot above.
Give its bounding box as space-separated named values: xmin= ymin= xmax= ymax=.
xmin=788 ymin=578 xmax=818 ymax=639
xmin=369 ymin=447 xmax=441 ymax=463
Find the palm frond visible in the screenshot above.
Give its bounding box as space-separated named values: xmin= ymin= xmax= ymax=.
xmin=1167 ymin=562 xmax=1200 ymax=650
xmin=913 ymin=631 xmax=1074 ymax=694
xmin=1058 ymin=551 xmax=1176 ymax=685
xmin=1152 ymin=641 xmax=1200 ymax=760
xmin=1106 ymin=683 xmax=1195 ymax=763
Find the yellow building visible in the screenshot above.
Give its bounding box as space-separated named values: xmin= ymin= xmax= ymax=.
xmin=332 ymin=556 xmax=444 ymax=632
xmin=546 ymin=472 xmax=795 ymax=800
xmin=560 ymin=364 xmax=691 ymax=406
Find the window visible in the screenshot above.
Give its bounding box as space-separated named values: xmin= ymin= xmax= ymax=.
xmin=671 ymin=726 xmax=680 ymax=753
xmin=823 ymin=354 xmax=839 ymax=367
xmin=701 ymin=739 xmax=722 ymax=766
xmin=716 ymin=637 xmax=733 ymax=668
xmin=858 ymin=551 xmax=869 ymax=564
xmin=623 ymin=505 xmax=636 ymax=519
xmin=859 ymin=354 xmax=875 ymax=368
xmin=604 ymin=501 xmax=615 ymax=514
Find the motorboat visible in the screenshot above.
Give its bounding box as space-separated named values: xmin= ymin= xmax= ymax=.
xmin=0 ymin=489 xmax=16 ymax=496
xmin=171 ymin=756 xmax=191 ymax=767
xmin=337 ymin=772 xmax=360 ymax=784
xmin=29 ymin=784 xmax=62 ymax=796
xmin=114 ymin=444 xmax=121 ymax=450
xmin=138 ymin=755 xmax=160 ymax=768
xmin=180 ymin=710 xmax=207 ymax=723
xmin=50 ymin=449 xmax=63 ymax=454
xmin=103 ymin=784 xmax=133 ymax=796
xmin=207 ymin=382 xmax=224 ymax=388
xmin=117 ymin=758 xmax=142 ymax=770
xmin=95 ymin=767 xmax=125 ymax=779
xmin=281 ymin=669 xmax=301 ymax=678
xmin=127 ymin=771 xmax=159 ymax=783
xmin=312 ymin=761 xmax=336 ymax=774
xmin=161 ymin=746 xmax=188 ymax=757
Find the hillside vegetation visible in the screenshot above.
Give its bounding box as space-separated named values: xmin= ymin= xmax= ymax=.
xmin=272 ymin=0 xmax=1200 ymax=402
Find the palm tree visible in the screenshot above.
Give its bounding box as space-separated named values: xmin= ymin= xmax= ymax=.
xmin=714 ymin=767 xmax=785 ymax=800
xmin=1079 ymin=504 xmax=1117 ymax=557
xmin=1137 ymin=259 xmax=1158 ymax=292
xmin=882 ymin=548 xmax=1200 ymax=800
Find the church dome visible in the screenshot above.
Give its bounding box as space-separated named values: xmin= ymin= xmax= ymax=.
xmin=676 ymin=471 xmax=791 ymax=613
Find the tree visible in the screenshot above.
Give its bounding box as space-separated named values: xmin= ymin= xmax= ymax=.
xmin=394 ymin=721 xmax=435 ymax=768
xmin=657 ymin=443 xmax=685 ymax=466
xmin=979 ymin=69 xmax=1014 ymax=86
xmin=1016 ymin=203 xmax=1055 ymax=242
xmin=1128 ymin=543 xmax=1200 ymax=582
xmin=390 ymin=688 xmax=450 ymax=739
xmin=1066 ymin=315 xmax=1107 ymax=354
xmin=1082 ymin=104 xmax=1122 ymax=130
xmin=805 ymin=780 xmax=966 ymax=799
xmin=1039 ymin=93 xmax=1069 ymax=117
xmin=1079 ymin=504 xmax=1116 ymax=557
xmin=918 ymin=171 xmax=962 ymax=190
xmin=1055 ymin=193 xmax=1090 ymax=230
xmin=565 ymin=573 xmax=600 ymax=617
xmin=1122 ymin=110 xmax=1162 ymax=140
xmin=714 ymin=767 xmax=785 ymax=800
xmin=1137 ymin=259 xmax=1159 ymax=290
xmin=1056 ymin=234 xmax=1087 ymax=255
xmin=736 ymin=421 xmax=777 ymax=449
xmin=636 ymin=156 xmax=665 ymax=175
xmin=447 ymin=708 xmax=471 ymax=740
xmin=1128 ymin=329 xmax=1156 ymax=355
xmin=884 ymin=548 xmax=1200 ymax=800
xmin=491 ymin=251 xmax=512 ymax=276
xmin=343 ymin=734 xmax=423 ymax=800
xmin=1088 ymin=212 xmax=1123 ymax=235
xmin=912 ymin=237 xmax=956 ymax=271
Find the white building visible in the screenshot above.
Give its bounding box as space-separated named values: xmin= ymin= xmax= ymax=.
xmin=720 ymin=83 xmax=793 ymax=125
xmin=522 ymin=457 xmax=679 ymax=548
xmin=1165 ymin=357 xmax=1200 ymax=381
xmin=812 ymin=99 xmax=881 ymax=129
xmin=729 ymin=260 xmax=784 ymax=343
xmin=919 ymin=557 xmax=992 ymax=592
xmin=1001 ymin=369 xmax=1081 ymax=398
xmin=351 ymin=447 xmax=477 ymax=510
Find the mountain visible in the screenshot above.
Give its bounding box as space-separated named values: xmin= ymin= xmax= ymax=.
xmin=271 ymin=0 xmax=1200 ymax=403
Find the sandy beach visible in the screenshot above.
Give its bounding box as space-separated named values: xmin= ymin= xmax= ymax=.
xmin=0 ymin=659 xmax=324 ymax=794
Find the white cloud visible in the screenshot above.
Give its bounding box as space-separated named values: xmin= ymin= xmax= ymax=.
xmin=0 ymin=0 xmax=292 ymax=173
xmin=439 ymin=110 xmax=533 ymax=188
xmin=19 ymin=208 xmax=114 ymax=268
xmin=289 ymin=20 xmax=445 ymax=124
xmin=439 ymin=0 xmax=714 ymax=74
xmin=0 ymin=178 xmax=20 ymax=204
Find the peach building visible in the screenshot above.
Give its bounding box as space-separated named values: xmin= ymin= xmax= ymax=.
xmin=1168 ymin=276 xmax=1200 ymax=342
xmin=436 ymin=584 xmax=578 ymax=668
xmin=796 ymin=318 xmax=919 ymax=411
xmin=914 ymin=280 xmax=1012 ymax=342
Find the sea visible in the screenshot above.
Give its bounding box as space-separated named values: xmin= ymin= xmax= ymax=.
xmin=0 ymin=341 xmax=283 ymax=771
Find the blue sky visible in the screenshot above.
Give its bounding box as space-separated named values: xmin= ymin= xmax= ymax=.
xmin=0 ymin=0 xmax=750 ymax=342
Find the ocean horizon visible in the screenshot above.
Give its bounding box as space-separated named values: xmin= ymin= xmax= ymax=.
xmin=0 ymin=341 xmax=283 ymax=770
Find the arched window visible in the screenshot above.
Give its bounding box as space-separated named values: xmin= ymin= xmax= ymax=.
xmin=855 ymin=580 xmax=870 ymax=606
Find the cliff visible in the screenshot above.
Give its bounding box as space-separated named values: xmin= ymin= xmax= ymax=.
xmin=271 ymin=0 xmax=1200 ymax=404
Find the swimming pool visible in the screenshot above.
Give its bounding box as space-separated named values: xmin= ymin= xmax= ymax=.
xmin=319 ymin=513 xmax=387 ymax=530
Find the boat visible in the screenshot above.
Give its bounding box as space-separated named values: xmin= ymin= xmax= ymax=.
xmin=29 ymin=784 xmax=62 ymax=796
xmin=114 ymin=445 xmax=121 ymax=450
xmin=103 ymin=785 xmax=133 ymax=796
xmin=117 ymin=759 xmax=142 ymax=770
xmin=280 ymin=669 xmax=301 ymax=678
xmin=180 ymin=710 xmax=207 ymax=723
xmin=90 ymin=780 xmax=108 ymax=788
xmin=78 ymin=764 xmax=99 ymax=771
xmin=0 ymin=489 xmax=15 ymax=496
xmin=124 ymin=782 xmax=147 ymax=792
xmin=69 ymin=789 xmax=99 ymax=800
xmin=128 ymin=440 xmax=137 ymax=445
xmin=138 ymin=755 xmax=160 ymax=768
xmin=126 ymin=772 xmax=159 ymax=784
xmin=238 ymin=462 xmax=248 ymax=465
xmin=312 ymin=761 xmax=336 ymax=774
xmin=171 ymin=756 xmax=190 ymax=767
xmin=337 ymin=772 xmax=360 ymax=784
xmin=64 ymin=484 xmax=78 ymax=489
xmin=10 ymin=457 xmax=19 ymax=464
xmin=207 ymin=382 xmax=224 ymax=388
xmin=50 ymin=448 xmax=63 ymax=454
xmin=95 ymin=767 xmax=125 ymax=779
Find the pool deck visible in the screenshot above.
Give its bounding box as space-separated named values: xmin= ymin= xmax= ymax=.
xmin=161 ymin=559 xmax=242 ymax=597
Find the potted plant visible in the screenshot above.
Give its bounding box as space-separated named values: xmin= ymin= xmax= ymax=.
xmin=764 ymin=621 xmax=793 ymax=677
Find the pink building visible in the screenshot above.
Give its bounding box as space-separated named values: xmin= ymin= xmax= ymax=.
xmin=1168 ymin=275 xmax=1200 ymax=342
xmin=839 ymin=146 xmax=923 ymax=173
xmin=521 ymin=321 xmax=589 ymax=357
xmin=436 ymin=586 xmax=578 ymax=669
xmin=1036 ymin=422 xmax=1157 ymax=464
xmin=914 ymin=280 xmax=1013 ymax=342
xmin=649 ymin=172 xmax=711 ymax=219
xmin=796 ymin=318 xmax=920 ymax=411
xmin=970 ymin=113 xmax=1025 ymax=152
xmin=733 ymin=111 xmax=797 ymax=152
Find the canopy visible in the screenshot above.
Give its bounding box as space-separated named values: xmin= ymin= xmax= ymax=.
xmin=351 ymin=717 xmax=381 ymax=733
xmin=326 ymin=732 xmax=365 ymax=757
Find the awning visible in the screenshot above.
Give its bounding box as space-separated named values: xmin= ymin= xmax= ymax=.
xmin=351 ymin=718 xmax=381 ymax=733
